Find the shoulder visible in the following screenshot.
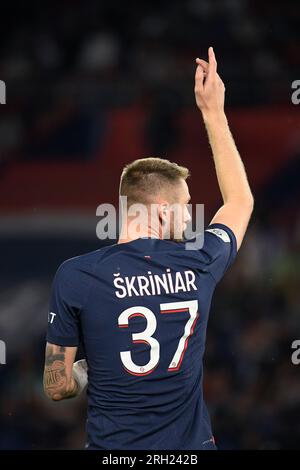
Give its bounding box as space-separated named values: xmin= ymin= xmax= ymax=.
xmin=176 ymin=223 xmax=237 ymax=283
xmin=182 ymin=223 xmax=236 ymax=254
xmin=202 ymin=223 xmax=237 ymax=257
xmin=50 ymin=245 xmax=115 ymax=307
xmin=55 ymin=244 xmax=114 ymax=278
xmin=52 ymin=245 xmax=116 ymax=294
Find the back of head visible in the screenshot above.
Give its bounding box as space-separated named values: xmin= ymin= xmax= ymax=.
xmin=119 ymin=157 xmax=189 ymax=207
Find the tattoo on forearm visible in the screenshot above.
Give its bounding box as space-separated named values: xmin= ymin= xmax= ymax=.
xmin=44 ymin=345 xmax=77 ymax=400
xmin=45 ymin=345 xmax=65 ymax=366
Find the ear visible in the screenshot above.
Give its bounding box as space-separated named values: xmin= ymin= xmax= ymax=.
xmin=158 ymin=202 xmax=169 ymax=224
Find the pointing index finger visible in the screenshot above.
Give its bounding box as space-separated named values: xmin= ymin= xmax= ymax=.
xmin=208 ymin=46 xmax=217 ymax=73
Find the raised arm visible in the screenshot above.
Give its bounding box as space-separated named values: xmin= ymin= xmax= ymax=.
xmin=194 ymin=47 xmax=254 ymax=250
xmin=43 ymin=342 xmax=88 ymax=401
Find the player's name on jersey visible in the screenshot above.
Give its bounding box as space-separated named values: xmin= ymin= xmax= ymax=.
xmin=113 ymin=269 xmax=197 ymax=298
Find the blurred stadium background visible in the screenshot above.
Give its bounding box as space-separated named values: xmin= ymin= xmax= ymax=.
xmin=0 ymin=0 xmax=300 ymax=449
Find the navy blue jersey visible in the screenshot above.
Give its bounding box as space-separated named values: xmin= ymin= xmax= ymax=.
xmin=46 ymin=223 xmax=237 ymax=450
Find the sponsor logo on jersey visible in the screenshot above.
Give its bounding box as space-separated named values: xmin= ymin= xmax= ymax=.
xmin=206 ymin=228 xmax=230 ymax=243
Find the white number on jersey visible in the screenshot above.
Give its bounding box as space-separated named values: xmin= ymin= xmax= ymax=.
xmin=118 ymin=300 xmax=199 ymax=376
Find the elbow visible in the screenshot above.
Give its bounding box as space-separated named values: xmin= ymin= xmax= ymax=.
xmin=237 ymin=192 xmax=254 ymax=212
xmin=226 ymin=194 xmax=254 ymax=213
xmin=248 ymin=194 xmax=255 ymax=213
xmin=244 ymin=194 xmax=254 ymax=213
xmin=240 ymin=196 xmax=254 ymax=221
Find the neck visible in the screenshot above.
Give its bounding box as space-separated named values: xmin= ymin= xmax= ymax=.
xmin=118 ymin=224 xmax=161 ymax=244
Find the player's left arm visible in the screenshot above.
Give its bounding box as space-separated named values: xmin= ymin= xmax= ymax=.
xmin=43 ymin=342 xmax=79 ymax=401
xmin=44 ymin=260 xmax=89 ymax=401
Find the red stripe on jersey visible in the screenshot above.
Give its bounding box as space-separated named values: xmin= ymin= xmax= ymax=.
xmin=128 ymin=313 xmax=145 ymax=320
xmin=119 ymin=312 xmax=145 ymax=328
xmin=161 ymin=308 xmax=189 ymax=314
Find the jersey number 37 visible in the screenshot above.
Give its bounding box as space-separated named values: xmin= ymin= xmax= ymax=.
xmin=118 ymin=300 xmax=199 ymax=376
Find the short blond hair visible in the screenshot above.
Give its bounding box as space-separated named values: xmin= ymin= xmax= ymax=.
xmin=120 ymin=157 xmax=190 ymax=206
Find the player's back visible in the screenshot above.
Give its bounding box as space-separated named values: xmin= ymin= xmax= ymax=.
xmin=47 ymin=224 xmax=237 ymax=450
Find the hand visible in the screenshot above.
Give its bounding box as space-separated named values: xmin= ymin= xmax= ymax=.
xmin=194 ymin=47 xmax=225 ymax=118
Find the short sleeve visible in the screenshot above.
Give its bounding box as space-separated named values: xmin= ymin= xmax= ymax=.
xmin=46 ymin=259 xmax=89 ymax=347
xmin=201 ymin=223 xmax=237 ymax=283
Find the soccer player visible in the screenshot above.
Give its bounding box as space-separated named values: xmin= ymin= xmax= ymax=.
xmin=43 ymin=47 xmax=253 ymax=450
